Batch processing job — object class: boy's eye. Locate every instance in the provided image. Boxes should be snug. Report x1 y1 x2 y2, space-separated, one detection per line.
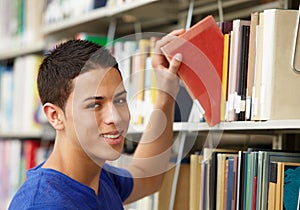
114 98 127 104
87 102 101 109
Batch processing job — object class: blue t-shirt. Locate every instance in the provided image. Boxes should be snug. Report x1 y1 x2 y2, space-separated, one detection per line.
8 162 133 210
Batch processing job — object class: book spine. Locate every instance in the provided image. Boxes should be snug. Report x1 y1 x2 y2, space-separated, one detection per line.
237 25 250 121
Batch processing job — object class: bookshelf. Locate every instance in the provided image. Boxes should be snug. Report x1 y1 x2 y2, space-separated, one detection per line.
129 120 300 134
0 131 42 139
42 0 161 34
0 41 45 61
0 0 299 209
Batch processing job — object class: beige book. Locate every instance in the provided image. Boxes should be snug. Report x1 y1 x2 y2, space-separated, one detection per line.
245 12 259 120
189 154 203 210
259 9 300 120
252 12 264 121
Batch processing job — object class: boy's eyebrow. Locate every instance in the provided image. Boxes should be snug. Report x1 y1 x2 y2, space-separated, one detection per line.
83 90 127 102
83 96 104 102
115 90 127 97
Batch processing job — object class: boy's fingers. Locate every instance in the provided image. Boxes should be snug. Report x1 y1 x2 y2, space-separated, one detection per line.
155 29 185 53
169 53 183 74
168 28 185 36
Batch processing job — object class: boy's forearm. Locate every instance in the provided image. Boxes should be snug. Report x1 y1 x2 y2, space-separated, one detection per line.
129 92 175 178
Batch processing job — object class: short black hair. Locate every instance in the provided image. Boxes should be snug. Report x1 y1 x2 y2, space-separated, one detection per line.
37 39 120 111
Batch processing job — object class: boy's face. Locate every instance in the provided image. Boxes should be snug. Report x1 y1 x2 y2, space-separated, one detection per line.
64 67 130 164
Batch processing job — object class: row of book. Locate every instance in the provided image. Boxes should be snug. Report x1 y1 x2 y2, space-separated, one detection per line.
0 0 44 52
0 139 53 209
113 35 199 126
0 55 44 133
80 8 299 127
161 8 300 126
190 148 300 210
221 9 300 123
112 9 300 127
113 37 159 126
43 0 136 25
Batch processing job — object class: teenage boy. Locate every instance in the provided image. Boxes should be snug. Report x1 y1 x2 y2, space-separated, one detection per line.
9 29 184 209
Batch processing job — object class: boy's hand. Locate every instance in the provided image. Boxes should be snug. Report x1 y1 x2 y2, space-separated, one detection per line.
152 29 185 70
151 29 185 100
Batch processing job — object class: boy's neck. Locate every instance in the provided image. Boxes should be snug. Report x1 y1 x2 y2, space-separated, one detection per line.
42 135 103 195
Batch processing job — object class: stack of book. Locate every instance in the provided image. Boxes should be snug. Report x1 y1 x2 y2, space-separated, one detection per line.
0 55 43 133
190 148 300 210
161 9 300 126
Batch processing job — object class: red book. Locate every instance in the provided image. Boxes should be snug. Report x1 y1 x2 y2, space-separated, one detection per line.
24 140 40 170
161 15 224 126
252 176 257 210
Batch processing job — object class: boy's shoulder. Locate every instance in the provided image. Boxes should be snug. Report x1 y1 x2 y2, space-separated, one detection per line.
8 163 96 209
9 163 133 209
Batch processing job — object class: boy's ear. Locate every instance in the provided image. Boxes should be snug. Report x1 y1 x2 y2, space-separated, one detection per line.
43 103 65 130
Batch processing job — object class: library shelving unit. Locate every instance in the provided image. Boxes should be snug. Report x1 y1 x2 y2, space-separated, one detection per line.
0 0 299 209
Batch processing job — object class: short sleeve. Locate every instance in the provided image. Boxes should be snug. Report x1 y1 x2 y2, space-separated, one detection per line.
101 164 134 202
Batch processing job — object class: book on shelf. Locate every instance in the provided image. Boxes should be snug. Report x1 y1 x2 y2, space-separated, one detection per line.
43 0 108 25
12 55 43 133
251 12 264 121
258 9 300 121
0 0 44 52
94 0 108 8
226 19 250 122
136 39 151 125
236 25 250 121
0 55 43 134
225 156 238 210
189 153 203 210
174 83 193 122
220 33 231 122
218 21 233 122
188 148 300 210
216 152 238 210
200 159 209 210
24 0 44 44
161 15 224 126
255 150 300 210
268 161 300 210
0 64 14 131
243 150 260 210
112 37 164 127
198 148 238 210
235 150 247 210
158 162 190 210
245 12 259 120
219 8 300 123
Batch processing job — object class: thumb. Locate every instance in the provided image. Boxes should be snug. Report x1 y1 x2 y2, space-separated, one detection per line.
169 53 183 74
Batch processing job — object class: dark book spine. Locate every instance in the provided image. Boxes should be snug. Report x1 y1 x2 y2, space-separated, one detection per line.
269 162 278 183
237 25 250 121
